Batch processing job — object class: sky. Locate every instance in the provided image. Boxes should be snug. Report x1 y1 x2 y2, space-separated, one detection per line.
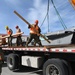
0 0 75 35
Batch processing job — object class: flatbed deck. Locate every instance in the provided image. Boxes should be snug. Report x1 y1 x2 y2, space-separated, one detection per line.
1 44 75 53
1 44 75 48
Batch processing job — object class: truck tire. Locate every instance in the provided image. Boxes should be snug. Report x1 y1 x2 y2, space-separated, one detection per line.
43 59 68 75
7 54 19 71
61 60 72 75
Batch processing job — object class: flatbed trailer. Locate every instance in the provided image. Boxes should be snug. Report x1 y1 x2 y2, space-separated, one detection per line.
1 44 75 75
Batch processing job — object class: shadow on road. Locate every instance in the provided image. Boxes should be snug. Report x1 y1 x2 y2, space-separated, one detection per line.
2 63 75 75
17 66 43 75
2 63 43 75
2 63 7 67
30 70 43 75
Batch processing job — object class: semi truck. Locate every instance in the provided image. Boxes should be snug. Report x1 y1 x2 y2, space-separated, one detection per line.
1 0 75 74
0 11 75 75
1 43 75 75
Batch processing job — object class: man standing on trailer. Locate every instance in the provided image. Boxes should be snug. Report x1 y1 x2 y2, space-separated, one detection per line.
5 26 13 47
15 25 22 46
26 20 42 47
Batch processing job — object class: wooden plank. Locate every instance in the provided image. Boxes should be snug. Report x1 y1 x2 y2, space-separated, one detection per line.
0 32 24 39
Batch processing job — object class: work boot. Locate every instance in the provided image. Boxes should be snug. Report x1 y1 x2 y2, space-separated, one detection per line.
38 42 42 47
33 42 36 46
25 42 28 47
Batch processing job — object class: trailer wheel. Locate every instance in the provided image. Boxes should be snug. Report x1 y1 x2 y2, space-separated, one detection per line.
43 59 68 75
62 60 72 75
7 54 19 71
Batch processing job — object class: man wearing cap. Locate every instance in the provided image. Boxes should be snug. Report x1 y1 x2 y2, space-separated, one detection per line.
26 20 42 47
5 26 13 46
15 25 22 46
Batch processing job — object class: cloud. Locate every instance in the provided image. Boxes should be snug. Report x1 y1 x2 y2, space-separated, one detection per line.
48 0 75 32
0 0 75 35
25 0 57 33
27 0 48 25
4 0 21 6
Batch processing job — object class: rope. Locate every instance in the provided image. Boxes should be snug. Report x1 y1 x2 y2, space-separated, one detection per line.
47 0 50 32
40 0 50 29
51 0 67 30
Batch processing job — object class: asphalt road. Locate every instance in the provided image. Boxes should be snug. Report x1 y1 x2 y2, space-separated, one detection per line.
1 63 43 75
1 62 75 75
